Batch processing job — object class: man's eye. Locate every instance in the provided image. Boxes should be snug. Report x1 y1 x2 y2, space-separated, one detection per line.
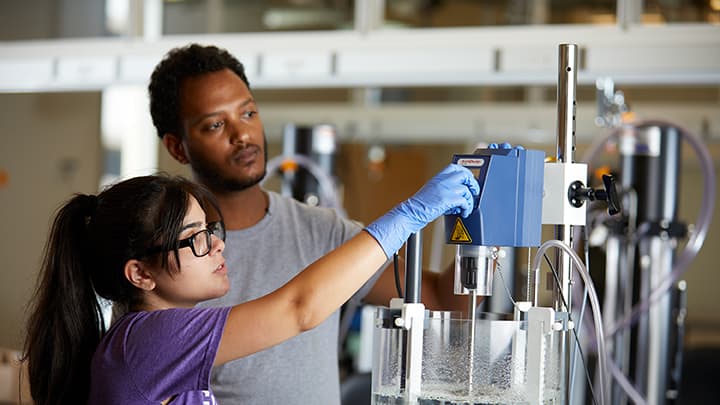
242 111 257 119
208 121 223 130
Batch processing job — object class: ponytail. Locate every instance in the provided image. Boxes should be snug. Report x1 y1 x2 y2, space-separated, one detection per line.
23 194 105 405
21 175 223 404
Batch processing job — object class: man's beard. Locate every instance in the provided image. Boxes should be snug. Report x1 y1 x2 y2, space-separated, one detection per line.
192 139 268 193
199 165 266 193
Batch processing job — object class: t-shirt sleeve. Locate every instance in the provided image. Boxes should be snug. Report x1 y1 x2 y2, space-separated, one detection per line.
122 307 231 401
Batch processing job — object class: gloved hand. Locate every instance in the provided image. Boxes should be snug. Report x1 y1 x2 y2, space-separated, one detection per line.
365 164 480 258
488 142 524 150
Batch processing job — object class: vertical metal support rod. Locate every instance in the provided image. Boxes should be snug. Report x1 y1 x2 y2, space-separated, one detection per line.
355 0 385 35
555 43 578 405
467 289 478 396
405 231 423 303
554 43 578 312
402 231 424 401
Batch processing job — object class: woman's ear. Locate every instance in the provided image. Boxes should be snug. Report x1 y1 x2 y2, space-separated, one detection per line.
162 133 190 165
124 259 157 291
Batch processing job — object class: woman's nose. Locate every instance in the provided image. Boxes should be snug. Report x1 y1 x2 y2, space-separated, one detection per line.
210 234 225 254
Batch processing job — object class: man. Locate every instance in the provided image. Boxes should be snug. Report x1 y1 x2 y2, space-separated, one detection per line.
149 43 469 404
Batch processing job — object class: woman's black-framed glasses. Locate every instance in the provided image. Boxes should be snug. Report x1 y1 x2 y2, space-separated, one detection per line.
145 221 226 258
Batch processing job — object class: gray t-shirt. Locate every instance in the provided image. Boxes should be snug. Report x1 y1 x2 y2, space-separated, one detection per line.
199 191 380 404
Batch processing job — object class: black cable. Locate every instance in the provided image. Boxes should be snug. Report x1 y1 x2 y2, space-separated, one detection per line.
393 253 403 298
543 254 571 313
543 253 600 405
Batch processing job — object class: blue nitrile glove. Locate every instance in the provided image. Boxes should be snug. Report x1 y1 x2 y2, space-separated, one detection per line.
365 164 480 258
488 142 524 150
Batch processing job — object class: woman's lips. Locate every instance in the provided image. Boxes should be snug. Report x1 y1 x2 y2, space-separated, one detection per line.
213 262 227 274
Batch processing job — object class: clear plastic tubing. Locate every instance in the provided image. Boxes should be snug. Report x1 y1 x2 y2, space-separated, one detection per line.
263 153 347 218
608 358 648 405
532 239 608 405
581 119 716 337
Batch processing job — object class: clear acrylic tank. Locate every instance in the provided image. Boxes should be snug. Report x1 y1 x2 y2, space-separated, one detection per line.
372 308 563 404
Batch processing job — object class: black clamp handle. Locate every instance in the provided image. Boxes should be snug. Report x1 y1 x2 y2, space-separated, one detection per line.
568 174 621 215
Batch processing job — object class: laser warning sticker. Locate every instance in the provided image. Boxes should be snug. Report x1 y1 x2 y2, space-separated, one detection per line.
450 218 472 243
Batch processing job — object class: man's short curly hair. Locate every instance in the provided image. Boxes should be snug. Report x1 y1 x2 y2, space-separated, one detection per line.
148 43 251 139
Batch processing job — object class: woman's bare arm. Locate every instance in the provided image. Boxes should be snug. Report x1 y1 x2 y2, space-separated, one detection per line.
214 231 385 365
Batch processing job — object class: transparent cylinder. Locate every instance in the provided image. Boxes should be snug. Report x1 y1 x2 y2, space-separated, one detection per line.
372 309 563 404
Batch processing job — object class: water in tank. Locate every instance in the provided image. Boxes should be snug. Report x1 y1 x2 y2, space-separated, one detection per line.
371 309 563 404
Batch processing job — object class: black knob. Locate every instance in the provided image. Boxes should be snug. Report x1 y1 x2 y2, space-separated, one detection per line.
568 174 622 216
598 174 621 216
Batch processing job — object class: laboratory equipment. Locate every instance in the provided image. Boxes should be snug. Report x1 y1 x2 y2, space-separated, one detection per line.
370 44 616 405
278 123 340 207
444 146 545 298
579 79 716 404
263 123 346 216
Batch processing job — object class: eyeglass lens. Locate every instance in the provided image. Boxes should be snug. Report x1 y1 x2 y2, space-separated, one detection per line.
209 221 226 242
190 222 225 257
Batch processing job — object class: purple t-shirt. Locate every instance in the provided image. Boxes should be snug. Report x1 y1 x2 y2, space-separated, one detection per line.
88 307 231 404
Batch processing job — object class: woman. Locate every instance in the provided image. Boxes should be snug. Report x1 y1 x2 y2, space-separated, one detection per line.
23 164 478 404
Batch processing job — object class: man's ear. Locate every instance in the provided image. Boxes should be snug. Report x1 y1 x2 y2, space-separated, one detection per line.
124 259 157 291
162 133 189 164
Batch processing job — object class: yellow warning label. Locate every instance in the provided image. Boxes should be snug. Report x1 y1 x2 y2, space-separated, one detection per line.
450 218 472 243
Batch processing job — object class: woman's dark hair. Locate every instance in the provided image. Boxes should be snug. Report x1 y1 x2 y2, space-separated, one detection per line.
22 175 222 405
148 43 250 139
